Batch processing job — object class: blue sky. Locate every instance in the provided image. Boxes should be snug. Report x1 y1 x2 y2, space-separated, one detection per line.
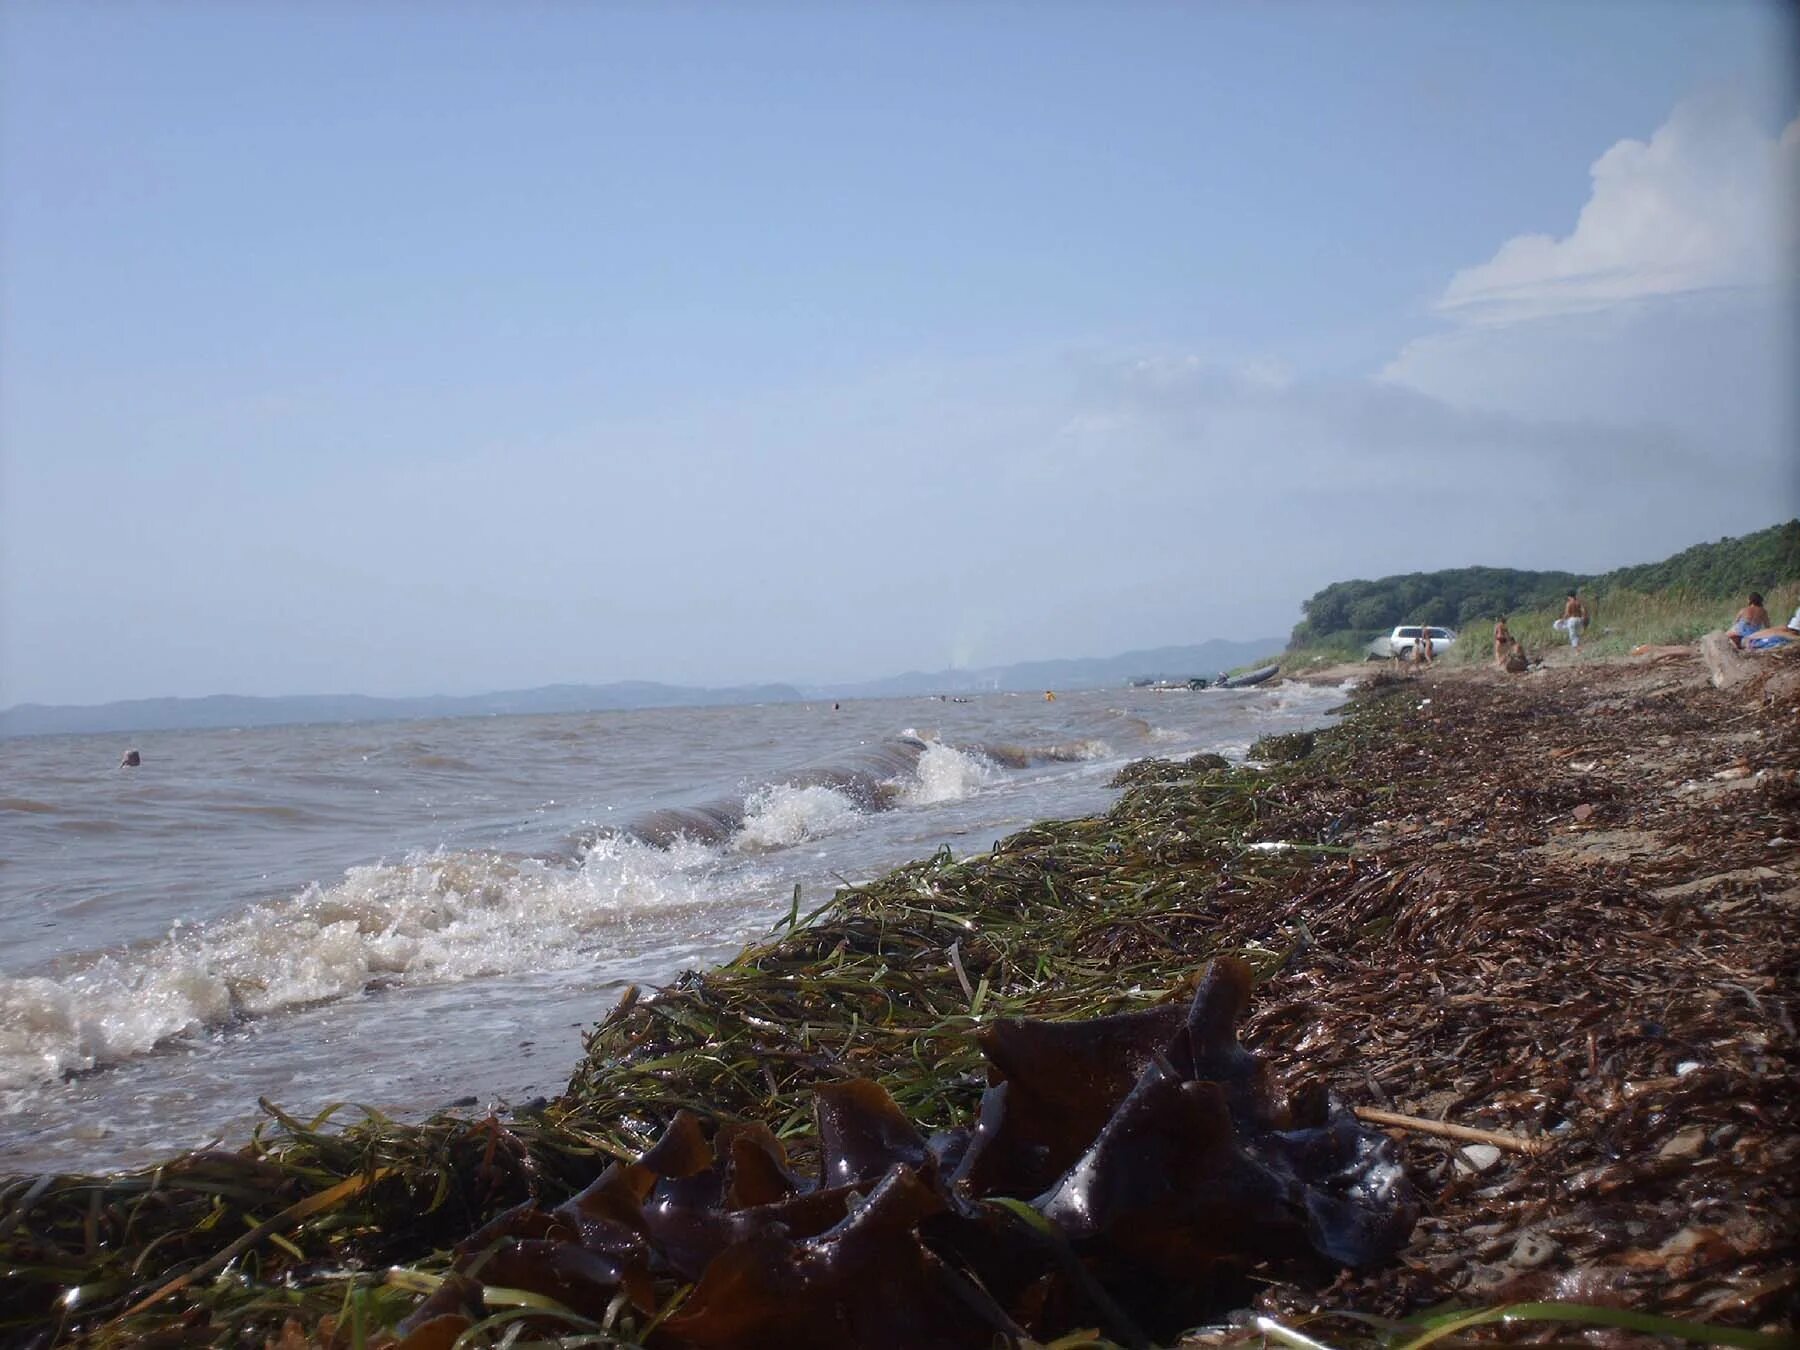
3 3 1796 704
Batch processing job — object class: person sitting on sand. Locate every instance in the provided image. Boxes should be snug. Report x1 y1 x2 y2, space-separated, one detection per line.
1729 593 1770 642
1552 591 1588 649
1504 637 1530 673
1492 617 1512 665
1734 606 1800 652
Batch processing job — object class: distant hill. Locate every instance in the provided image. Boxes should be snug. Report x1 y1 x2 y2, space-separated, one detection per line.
0 681 807 739
1289 520 1800 650
812 638 1284 700
0 637 1287 738
1599 519 1800 597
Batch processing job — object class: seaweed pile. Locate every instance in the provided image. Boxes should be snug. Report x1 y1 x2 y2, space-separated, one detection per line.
393 958 1413 1348
3 659 1795 1349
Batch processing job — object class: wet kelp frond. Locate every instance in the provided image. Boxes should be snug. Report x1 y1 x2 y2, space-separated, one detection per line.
424 961 1414 1350
4 661 1796 1348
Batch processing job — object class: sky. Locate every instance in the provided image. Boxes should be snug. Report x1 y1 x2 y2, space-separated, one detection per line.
2 3 1796 706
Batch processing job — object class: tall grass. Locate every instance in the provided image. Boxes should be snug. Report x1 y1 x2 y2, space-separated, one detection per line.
1449 582 1800 664
1278 632 1381 671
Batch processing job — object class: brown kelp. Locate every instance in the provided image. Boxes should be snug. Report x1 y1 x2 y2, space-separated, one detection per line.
3 659 1796 1348
392 958 1414 1348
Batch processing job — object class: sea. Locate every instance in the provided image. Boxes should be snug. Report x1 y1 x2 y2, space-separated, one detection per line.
0 681 1346 1175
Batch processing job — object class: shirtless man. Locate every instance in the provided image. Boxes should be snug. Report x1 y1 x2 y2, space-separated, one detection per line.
1552 591 1588 649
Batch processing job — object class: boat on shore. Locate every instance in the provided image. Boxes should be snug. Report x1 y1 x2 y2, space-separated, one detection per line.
1216 663 1280 688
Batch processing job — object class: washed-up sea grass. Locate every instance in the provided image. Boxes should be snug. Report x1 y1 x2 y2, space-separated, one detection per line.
3 662 1795 1348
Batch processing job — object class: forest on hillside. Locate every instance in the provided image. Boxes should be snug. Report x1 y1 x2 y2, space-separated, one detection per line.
1288 519 1800 649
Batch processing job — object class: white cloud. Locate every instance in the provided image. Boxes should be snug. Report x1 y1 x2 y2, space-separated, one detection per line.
1432 95 1799 326
1382 93 1799 502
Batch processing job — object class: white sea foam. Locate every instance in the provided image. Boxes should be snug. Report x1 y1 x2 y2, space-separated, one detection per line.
0 836 710 1095
898 741 1000 805
733 784 863 851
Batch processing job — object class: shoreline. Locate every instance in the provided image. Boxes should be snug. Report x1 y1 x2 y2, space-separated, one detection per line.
4 654 1795 1346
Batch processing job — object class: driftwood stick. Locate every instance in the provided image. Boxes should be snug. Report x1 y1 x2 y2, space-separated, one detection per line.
1354 1106 1547 1156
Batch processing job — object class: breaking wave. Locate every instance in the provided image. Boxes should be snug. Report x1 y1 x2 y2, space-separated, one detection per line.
734 784 864 851
0 727 1088 1094
0 836 712 1094
898 741 1001 805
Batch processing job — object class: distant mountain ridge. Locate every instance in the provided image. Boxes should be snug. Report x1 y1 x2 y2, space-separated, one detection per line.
0 637 1285 738
0 681 807 739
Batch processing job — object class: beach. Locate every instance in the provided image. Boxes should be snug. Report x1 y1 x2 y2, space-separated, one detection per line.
4 652 1795 1347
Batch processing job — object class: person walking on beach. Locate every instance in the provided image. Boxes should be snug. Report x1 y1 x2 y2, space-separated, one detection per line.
1553 591 1588 649
1416 625 1434 666
1492 617 1512 666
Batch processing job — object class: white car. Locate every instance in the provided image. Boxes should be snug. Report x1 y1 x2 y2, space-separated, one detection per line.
1365 625 1457 661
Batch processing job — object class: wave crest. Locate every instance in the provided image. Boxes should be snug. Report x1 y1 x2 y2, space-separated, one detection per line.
0 837 707 1094
734 784 863 851
898 742 1000 805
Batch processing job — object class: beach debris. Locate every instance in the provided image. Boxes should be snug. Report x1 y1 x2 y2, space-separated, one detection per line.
1453 1143 1502 1174
7 663 1796 1346
396 959 1415 1347
1351 1107 1544 1157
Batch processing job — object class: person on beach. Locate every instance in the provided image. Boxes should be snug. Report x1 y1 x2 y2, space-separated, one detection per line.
1553 591 1588 648
1728 593 1770 645
1504 637 1531 673
1733 605 1800 651
1415 625 1434 666
1493 617 1512 665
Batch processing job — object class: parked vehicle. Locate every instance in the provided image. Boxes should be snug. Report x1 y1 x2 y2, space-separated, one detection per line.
1364 625 1457 661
